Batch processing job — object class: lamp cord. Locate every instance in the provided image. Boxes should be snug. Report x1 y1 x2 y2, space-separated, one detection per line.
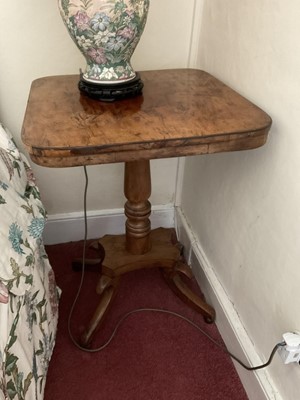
67 166 285 370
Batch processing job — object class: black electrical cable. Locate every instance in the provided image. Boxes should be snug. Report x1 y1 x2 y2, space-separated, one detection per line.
67 165 286 370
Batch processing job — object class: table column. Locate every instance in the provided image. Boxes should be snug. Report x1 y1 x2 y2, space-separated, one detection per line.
124 160 152 255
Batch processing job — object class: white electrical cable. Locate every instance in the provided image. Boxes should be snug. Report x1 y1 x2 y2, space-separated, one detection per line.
67 166 285 370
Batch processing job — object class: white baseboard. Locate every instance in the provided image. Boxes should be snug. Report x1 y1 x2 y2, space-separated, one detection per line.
175 207 282 400
43 204 175 245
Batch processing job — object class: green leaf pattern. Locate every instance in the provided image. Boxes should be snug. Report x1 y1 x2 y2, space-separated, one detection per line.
1 239 59 400
1 126 59 399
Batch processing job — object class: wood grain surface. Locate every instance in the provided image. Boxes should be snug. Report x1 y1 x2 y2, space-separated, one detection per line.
22 69 272 167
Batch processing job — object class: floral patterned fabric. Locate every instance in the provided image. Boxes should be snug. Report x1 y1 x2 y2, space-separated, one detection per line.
0 123 28 196
0 124 59 400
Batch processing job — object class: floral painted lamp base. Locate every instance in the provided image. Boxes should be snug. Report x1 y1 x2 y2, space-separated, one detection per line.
58 0 149 102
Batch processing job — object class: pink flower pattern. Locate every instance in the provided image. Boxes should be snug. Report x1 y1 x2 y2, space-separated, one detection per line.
118 27 134 39
74 10 90 31
87 47 107 64
0 281 9 304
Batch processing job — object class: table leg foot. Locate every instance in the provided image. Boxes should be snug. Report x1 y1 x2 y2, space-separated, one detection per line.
80 276 120 348
162 265 216 323
72 241 105 272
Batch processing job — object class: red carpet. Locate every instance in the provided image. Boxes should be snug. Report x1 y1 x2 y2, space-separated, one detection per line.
44 240 248 400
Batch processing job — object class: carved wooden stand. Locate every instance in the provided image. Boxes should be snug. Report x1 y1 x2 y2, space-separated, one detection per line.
81 160 216 347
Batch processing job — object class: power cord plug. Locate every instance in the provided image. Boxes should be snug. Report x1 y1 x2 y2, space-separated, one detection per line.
278 332 300 364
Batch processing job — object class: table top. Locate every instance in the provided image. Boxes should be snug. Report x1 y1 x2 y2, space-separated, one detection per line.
22 69 272 167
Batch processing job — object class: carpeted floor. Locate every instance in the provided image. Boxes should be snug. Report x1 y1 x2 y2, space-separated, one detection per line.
44 240 249 400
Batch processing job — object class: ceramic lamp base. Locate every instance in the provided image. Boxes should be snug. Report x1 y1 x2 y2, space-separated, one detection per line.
78 73 144 102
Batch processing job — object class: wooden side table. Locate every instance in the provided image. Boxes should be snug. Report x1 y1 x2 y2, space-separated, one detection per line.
22 69 272 346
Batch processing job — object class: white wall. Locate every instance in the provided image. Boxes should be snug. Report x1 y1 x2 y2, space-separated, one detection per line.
181 1 300 399
0 0 195 215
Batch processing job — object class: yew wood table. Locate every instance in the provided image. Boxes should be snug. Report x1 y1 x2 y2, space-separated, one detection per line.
22 69 272 346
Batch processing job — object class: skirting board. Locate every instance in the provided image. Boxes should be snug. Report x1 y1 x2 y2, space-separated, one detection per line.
43 204 175 245
175 207 282 400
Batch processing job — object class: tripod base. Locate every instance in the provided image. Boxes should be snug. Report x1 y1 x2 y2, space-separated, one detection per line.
80 228 216 347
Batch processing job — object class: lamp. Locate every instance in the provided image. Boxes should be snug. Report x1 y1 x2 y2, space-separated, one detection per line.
58 0 150 101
